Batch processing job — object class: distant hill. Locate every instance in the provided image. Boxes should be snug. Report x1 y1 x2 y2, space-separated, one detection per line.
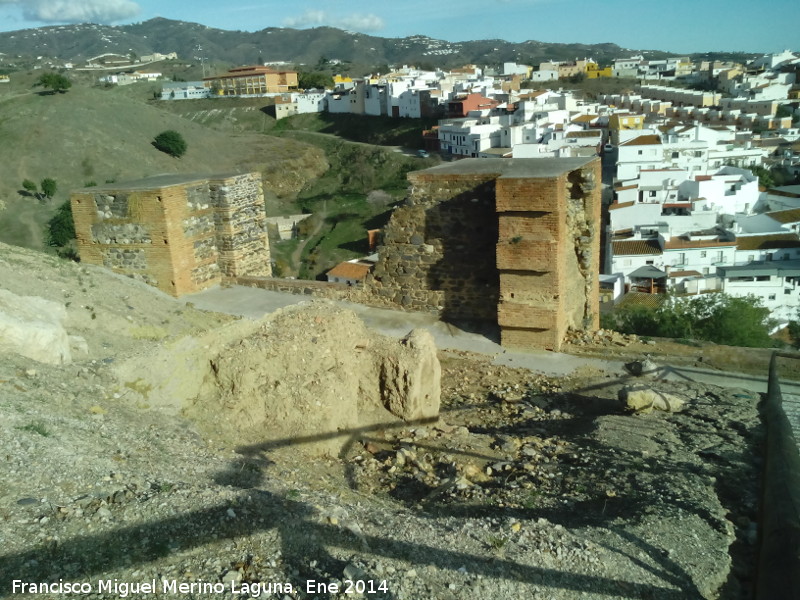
0 80 330 248
0 17 726 72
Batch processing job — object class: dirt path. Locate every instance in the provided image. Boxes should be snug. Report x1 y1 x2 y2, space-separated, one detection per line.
288 205 327 275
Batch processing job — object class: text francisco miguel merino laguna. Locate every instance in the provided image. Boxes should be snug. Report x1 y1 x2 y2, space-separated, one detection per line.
11 578 389 596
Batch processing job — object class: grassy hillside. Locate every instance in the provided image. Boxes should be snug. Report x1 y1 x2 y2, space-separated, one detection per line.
0 79 327 248
271 113 438 148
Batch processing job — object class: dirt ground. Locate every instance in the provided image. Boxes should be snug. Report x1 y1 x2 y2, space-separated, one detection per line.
0 242 768 599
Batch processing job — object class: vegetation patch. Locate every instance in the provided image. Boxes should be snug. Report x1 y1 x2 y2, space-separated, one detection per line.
602 293 776 348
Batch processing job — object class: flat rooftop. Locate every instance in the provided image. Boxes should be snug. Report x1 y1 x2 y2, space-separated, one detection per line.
73 172 249 193
410 157 597 179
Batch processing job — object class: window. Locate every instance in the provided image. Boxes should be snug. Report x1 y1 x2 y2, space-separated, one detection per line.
646 260 654 265
671 151 679 158
768 294 776 301
786 289 792 295
694 151 703 157
638 150 643 155
649 191 657 197
700 251 707 258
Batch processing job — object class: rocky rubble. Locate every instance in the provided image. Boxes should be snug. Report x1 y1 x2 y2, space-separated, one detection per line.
0 242 764 600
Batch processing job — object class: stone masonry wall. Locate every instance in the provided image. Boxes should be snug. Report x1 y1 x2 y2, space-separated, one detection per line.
210 173 272 279
363 158 600 351
496 161 601 350
72 172 271 297
367 173 500 321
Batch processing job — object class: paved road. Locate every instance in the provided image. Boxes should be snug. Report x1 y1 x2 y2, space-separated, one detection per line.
184 284 800 398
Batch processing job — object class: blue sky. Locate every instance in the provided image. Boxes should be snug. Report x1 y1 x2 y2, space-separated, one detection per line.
0 0 797 54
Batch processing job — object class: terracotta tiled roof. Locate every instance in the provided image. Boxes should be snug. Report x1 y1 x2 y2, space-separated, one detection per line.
614 184 638 191
736 233 800 251
668 270 703 278
622 135 662 146
766 208 800 224
617 292 667 310
608 201 635 211
612 239 662 255
327 261 371 280
571 114 597 123
695 175 713 181
565 130 601 138
664 237 736 250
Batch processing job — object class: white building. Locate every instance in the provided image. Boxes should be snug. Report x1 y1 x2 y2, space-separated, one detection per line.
717 260 800 322
160 81 210 100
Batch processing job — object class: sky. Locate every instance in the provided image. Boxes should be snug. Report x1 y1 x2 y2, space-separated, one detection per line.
0 0 798 55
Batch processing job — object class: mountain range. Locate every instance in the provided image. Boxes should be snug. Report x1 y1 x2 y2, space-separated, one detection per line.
0 18 756 72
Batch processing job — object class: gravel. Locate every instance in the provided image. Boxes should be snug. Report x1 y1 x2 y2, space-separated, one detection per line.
0 242 763 599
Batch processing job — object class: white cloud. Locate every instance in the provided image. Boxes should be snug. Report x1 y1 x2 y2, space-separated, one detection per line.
1 0 140 24
283 9 384 32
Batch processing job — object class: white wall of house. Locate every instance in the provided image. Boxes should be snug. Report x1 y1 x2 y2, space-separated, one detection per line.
617 140 664 180
721 274 798 322
662 244 736 275
160 82 209 100
733 243 800 264
529 70 559 82
610 252 664 278
295 92 326 114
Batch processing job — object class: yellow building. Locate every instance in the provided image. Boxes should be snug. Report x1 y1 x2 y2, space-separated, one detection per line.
609 113 645 131
586 62 612 79
333 74 353 85
204 65 298 96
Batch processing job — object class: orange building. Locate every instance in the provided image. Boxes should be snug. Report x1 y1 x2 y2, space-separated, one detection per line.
204 65 298 96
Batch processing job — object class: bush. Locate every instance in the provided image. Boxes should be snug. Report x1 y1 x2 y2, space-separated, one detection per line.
47 200 77 258
34 72 72 93
40 177 57 198
153 130 187 158
607 293 775 348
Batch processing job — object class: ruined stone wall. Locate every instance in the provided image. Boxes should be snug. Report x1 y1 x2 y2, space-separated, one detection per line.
363 158 600 350
495 162 600 351
72 172 271 298
210 173 272 279
367 173 500 321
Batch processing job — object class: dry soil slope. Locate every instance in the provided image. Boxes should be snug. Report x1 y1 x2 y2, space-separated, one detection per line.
0 83 327 210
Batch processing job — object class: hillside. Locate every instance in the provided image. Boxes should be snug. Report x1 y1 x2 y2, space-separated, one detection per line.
0 238 765 599
0 77 328 248
0 17 722 72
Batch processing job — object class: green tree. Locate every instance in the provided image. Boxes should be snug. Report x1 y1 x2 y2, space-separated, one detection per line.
749 165 775 188
34 72 72 93
47 200 79 260
40 177 57 199
298 71 334 90
47 200 76 248
22 178 38 198
152 130 187 158
608 293 775 348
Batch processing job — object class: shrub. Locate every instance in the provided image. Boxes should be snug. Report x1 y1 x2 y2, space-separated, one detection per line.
153 130 187 158
607 293 775 348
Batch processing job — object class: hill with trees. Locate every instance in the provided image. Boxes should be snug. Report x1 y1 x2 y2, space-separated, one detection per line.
0 79 328 249
0 18 747 74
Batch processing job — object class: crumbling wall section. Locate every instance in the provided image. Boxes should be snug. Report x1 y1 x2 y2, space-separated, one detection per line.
495 160 601 351
366 173 499 320
210 173 272 279
72 172 271 297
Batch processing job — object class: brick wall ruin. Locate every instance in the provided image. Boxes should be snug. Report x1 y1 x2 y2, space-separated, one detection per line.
367 158 601 350
71 172 271 297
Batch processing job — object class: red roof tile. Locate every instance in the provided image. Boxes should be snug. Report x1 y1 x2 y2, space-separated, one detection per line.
327 261 371 280
612 239 662 255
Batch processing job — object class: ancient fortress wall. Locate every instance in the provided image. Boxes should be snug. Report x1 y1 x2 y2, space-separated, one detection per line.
366 158 601 350
71 172 270 297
